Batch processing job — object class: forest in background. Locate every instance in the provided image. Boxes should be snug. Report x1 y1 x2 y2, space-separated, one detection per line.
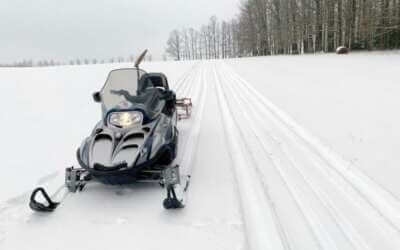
166 0 400 60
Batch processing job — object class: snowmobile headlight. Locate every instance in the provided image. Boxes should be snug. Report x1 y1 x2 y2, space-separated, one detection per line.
108 111 143 128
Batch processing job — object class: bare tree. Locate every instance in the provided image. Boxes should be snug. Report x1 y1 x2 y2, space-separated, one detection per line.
166 1 400 58
166 30 182 60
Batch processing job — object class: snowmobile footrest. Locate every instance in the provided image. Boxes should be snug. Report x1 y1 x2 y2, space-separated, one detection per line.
29 187 59 212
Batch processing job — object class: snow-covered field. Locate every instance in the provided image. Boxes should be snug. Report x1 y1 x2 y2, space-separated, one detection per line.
227 51 400 199
1 52 399 250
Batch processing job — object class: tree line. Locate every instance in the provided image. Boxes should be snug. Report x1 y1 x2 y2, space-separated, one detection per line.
166 0 400 60
0 54 153 68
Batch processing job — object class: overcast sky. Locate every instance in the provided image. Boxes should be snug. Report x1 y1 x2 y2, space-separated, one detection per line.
0 0 239 63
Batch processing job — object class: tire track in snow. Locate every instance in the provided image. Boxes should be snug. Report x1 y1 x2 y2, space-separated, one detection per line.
220 61 400 249
213 62 286 250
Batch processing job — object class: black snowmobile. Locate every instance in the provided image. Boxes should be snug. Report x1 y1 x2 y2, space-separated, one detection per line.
29 50 192 212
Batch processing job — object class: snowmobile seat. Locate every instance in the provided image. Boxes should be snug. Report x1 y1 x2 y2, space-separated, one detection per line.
138 73 169 93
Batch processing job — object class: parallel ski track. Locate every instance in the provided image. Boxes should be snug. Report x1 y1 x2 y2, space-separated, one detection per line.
213 62 286 250
223 63 400 230
168 61 208 205
217 61 400 250
218 62 352 250
172 62 200 94
175 62 204 152
177 64 207 175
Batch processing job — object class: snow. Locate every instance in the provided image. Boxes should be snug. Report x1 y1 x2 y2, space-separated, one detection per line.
1 52 400 250
227 51 400 199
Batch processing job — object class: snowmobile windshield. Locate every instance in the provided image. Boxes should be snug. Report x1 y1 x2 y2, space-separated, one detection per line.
100 68 146 111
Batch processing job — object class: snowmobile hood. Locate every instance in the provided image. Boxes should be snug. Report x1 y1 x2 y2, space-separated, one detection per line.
77 111 176 180
84 122 155 171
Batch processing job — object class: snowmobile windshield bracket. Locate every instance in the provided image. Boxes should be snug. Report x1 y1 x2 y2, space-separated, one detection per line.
29 187 60 212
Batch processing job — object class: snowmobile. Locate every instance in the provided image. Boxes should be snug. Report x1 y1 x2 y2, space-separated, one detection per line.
29 50 192 212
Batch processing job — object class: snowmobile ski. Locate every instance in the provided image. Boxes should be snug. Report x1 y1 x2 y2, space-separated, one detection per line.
29 187 60 212
161 165 191 209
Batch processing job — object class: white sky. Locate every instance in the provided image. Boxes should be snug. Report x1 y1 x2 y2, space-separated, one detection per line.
0 0 239 63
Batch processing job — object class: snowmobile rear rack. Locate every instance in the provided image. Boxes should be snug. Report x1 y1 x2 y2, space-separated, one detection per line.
176 98 192 120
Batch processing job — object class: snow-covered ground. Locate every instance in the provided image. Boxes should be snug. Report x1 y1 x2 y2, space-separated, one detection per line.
227 51 400 198
1 52 400 250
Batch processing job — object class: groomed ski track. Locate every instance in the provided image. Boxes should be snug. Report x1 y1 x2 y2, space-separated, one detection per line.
1 61 400 250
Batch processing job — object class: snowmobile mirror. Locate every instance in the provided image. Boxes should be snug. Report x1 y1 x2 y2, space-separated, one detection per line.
135 49 148 68
92 91 101 103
